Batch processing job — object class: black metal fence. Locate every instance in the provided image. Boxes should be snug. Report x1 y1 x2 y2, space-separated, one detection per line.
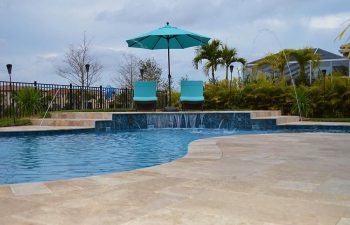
0 81 167 119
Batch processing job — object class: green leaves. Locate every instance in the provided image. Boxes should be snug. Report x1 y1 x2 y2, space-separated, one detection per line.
288 48 320 85
203 75 350 118
291 86 312 118
15 87 42 116
193 40 245 83
193 39 222 82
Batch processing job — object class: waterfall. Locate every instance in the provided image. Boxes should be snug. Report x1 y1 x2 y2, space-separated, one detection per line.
188 114 197 128
145 113 209 129
184 115 189 128
199 114 205 128
175 114 181 128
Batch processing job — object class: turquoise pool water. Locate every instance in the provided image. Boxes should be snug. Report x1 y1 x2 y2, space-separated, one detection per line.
0 129 270 184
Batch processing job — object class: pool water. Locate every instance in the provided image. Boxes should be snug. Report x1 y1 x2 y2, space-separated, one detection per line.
0 129 269 184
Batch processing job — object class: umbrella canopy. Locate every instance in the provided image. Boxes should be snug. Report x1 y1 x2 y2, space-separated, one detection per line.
126 22 210 110
126 23 210 50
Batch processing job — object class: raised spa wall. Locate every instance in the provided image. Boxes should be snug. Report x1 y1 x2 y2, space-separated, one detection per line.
95 112 277 131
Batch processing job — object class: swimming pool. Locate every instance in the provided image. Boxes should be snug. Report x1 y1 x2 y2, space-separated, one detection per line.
0 129 272 184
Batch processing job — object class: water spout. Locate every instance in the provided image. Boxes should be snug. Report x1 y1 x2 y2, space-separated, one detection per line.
218 119 225 129
250 28 302 121
40 88 60 126
134 121 141 129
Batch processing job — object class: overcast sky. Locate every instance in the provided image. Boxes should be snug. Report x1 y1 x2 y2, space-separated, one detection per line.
0 0 349 88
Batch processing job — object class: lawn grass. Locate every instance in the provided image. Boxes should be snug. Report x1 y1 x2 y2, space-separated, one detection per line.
0 118 32 127
304 118 350 123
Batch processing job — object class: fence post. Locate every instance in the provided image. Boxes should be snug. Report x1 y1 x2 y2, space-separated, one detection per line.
69 83 73 110
124 88 127 108
99 85 103 109
34 81 37 90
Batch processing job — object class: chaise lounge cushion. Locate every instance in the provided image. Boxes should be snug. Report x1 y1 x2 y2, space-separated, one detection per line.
180 80 204 102
180 96 204 101
133 80 157 102
134 96 158 101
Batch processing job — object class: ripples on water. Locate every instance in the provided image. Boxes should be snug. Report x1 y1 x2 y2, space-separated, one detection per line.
0 129 267 184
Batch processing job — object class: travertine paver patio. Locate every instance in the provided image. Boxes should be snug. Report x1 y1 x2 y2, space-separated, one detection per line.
0 133 350 225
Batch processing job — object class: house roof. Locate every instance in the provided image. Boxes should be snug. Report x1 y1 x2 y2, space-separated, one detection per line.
247 48 348 65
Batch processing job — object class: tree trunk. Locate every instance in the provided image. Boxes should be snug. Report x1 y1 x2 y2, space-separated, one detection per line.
225 66 229 81
299 64 307 85
211 66 215 83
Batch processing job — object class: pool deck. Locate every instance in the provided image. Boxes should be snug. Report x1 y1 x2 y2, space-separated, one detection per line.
1 132 350 225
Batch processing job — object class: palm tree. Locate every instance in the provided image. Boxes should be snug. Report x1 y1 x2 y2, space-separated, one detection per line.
336 20 350 59
336 20 350 41
289 48 320 85
193 39 222 83
256 51 289 79
220 45 246 81
339 43 350 59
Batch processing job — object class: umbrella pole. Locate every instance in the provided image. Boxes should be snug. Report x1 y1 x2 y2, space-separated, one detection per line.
164 38 176 111
167 40 171 107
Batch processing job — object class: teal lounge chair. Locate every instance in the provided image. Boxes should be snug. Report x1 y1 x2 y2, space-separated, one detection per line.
180 80 204 110
133 80 157 111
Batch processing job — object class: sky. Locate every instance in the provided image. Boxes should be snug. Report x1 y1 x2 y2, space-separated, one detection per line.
0 0 349 89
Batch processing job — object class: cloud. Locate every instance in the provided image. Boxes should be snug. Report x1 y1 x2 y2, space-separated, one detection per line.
253 18 288 30
306 13 350 29
0 0 349 86
37 53 59 61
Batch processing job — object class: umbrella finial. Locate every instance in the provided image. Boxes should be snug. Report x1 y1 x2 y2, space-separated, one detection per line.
166 22 169 26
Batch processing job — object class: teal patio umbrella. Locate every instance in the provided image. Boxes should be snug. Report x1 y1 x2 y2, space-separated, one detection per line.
126 22 210 110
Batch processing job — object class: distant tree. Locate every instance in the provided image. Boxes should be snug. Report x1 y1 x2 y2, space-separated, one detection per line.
57 34 103 87
139 58 167 90
220 44 246 81
193 39 222 83
114 53 140 89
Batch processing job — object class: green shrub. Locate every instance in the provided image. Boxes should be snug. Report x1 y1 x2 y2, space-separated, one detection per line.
15 87 42 116
202 73 350 118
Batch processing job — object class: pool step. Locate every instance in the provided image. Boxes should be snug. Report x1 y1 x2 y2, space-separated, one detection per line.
250 110 281 118
30 119 105 127
275 116 301 125
253 116 300 124
50 112 113 120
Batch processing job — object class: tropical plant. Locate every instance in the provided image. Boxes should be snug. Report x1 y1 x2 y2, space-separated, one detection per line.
339 43 350 59
336 20 350 42
220 45 246 81
15 87 42 116
256 51 289 79
193 39 222 83
336 20 350 59
288 48 320 85
291 86 312 118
